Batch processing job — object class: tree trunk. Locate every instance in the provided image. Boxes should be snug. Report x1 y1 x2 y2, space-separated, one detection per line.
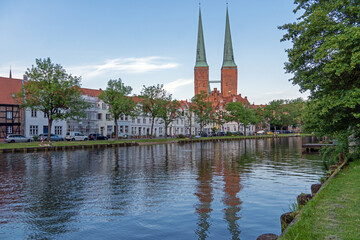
47 117 53 142
150 117 154 139
114 117 119 140
164 123 168 138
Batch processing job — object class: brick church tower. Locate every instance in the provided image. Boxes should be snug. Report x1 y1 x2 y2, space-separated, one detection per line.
194 7 209 96
221 7 237 97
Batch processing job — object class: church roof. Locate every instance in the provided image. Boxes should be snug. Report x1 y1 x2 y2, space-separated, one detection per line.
222 7 236 67
195 7 208 67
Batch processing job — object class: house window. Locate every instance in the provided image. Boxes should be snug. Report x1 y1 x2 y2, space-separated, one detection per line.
125 126 128 133
55 126 62 135
97 113 102 120
107 125 112 134
30 125 38 135
31 110 37 117
102 103 107 110
125 115 128 121
137 118 140 124
44 112 48 118
120 125 123 133
6 111 12 119
143 118 146 124
159 127 162 134
6 126 13 134
132 118 135 123
106 114 111 121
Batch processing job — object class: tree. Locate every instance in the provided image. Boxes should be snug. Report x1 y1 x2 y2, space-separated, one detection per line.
225 102 256 136
213 110 226 133
99 79 136 140
184 103 195 136
139 84 171 138
158 99 181 138
279 0 360 150
191 92 213 135
17 58 89 141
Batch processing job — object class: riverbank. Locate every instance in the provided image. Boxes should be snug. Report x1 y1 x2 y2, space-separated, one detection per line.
0 134 310 153
280 157 360 239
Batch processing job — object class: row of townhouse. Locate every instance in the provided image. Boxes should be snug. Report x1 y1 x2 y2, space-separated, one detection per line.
0 76 255 141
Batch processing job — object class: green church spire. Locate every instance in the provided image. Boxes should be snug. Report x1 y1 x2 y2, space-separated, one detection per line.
222 7 236 67
195 7 208 67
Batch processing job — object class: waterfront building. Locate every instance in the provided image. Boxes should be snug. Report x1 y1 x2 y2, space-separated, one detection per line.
0 76 25 140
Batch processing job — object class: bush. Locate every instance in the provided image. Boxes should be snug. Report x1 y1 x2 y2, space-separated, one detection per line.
33 135 38 141
226 132 232 136
178 134 185 139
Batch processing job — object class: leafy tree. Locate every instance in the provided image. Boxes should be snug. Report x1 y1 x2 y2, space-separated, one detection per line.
263 100 285 132
139 84 171 138
191 91 213 135
225 102 256 136
17 58 89 141
279 0 360 150
184 103 195 136
213 110 226 133
99 78 136 140
158 99 181 138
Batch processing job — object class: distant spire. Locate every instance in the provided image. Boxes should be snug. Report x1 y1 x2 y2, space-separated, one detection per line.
9 66 12 78
195 6 208 67
222 7 236 67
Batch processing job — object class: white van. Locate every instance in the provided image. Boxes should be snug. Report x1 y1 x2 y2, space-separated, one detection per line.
65 132 88 141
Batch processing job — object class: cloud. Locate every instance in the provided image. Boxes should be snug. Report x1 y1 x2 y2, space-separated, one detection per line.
68 56 179 79
164 78 193 93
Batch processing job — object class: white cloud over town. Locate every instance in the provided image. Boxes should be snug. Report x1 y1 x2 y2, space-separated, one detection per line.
68 57 180 79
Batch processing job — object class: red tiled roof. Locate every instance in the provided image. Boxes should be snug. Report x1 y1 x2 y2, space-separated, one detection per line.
0 77 23 105
80 88 103 97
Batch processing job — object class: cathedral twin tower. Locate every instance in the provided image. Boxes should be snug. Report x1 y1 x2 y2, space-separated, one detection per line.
194 6 238 99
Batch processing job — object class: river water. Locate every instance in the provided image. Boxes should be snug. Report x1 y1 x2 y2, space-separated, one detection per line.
0 137 324 240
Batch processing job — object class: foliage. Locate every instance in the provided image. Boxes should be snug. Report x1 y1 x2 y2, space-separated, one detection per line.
263 98 305 131
225 102 256 135
17 58 90 141
139 84 171 138
99 78 136 140
191 91 213 134
279 0 360 148
158 99 181 138
177 134 185 139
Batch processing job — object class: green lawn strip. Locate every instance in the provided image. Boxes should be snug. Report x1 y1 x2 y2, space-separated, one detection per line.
281 158 360 240
0 134 311 149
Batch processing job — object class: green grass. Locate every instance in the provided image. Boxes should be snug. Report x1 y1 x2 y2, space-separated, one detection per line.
280 158 360 240
0 133 312 149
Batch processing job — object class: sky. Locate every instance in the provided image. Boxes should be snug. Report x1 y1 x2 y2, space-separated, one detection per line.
0 0 308 105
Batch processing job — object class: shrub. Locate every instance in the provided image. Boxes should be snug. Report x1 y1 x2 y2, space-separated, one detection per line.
226 132 232 136
178 134 185 139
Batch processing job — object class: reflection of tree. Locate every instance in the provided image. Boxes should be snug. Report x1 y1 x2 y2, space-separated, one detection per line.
24 152 83 239
195 143 213 240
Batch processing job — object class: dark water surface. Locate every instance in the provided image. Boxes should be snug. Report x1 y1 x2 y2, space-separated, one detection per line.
0 137 324 240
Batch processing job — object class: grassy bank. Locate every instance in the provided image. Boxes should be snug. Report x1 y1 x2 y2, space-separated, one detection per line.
0 134 311 150
280 157 360 239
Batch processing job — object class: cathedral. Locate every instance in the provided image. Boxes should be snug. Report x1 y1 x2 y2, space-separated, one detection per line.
194 6 249 110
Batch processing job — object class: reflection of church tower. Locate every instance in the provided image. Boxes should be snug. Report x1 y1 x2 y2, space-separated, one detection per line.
194 7 209 96
221 7 237 97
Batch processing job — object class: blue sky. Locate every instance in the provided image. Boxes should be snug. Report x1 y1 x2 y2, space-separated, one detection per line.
0 0 307 104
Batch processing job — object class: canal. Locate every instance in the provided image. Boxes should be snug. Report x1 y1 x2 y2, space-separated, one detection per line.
0 137 324 239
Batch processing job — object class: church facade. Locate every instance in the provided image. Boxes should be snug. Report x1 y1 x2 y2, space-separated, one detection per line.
194 7 250 110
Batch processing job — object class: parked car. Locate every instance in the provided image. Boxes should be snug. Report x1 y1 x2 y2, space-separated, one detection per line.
65 132 88 141
5 134 32 143
88 134 108 140
38 133 64 141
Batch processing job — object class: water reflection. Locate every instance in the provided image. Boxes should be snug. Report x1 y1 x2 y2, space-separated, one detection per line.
0 137 324 240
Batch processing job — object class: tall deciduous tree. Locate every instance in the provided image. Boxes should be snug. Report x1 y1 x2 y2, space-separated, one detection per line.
17 58 89 141
225 102 256 136
139 84 171 138
158 100 181 138
99 79 136 140
191 92 213 135
279 0 360 149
